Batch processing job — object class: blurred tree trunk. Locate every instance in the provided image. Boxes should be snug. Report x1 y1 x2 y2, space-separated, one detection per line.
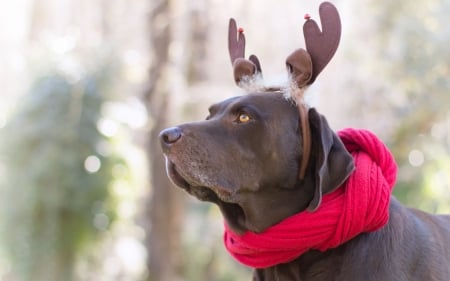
185 3 209 84
144 0 212 280
144 0 184 280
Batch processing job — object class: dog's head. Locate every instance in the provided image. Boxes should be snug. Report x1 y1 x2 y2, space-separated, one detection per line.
159 2 354 234
160 92 354 234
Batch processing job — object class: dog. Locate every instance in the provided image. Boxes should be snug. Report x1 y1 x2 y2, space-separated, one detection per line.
159 2 450 280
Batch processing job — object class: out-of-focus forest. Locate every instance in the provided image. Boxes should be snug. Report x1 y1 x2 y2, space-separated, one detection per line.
0 0 448 280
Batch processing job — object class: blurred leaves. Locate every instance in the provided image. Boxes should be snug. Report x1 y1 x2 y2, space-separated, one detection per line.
365 0 450 211
0 64 128 280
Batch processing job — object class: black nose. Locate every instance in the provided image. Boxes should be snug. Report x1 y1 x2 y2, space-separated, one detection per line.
159 127 182 145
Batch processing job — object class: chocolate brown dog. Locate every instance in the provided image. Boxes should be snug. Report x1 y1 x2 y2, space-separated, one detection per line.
159 2 450 280
160 91 450 280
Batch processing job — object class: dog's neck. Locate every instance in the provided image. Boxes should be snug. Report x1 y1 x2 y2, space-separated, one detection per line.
222 174 316 234
223 129 397 268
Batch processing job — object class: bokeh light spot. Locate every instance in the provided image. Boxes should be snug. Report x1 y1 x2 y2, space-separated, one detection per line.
84 155 101 173
408 149 424 167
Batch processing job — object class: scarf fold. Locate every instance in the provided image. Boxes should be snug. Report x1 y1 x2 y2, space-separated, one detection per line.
223 128 397 268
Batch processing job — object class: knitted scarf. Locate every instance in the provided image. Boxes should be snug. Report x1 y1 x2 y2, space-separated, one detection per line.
223 128 397 268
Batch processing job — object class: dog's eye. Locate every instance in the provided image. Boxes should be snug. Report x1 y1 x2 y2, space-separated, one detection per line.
238 113 251 123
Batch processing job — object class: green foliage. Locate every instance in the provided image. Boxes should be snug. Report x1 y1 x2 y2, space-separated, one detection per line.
366 0 450 211
0 69 126 280
181 203 252 281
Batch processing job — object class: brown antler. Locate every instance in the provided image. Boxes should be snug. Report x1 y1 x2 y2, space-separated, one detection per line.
228 18 262 85
304 1 341 84
286 1 341 88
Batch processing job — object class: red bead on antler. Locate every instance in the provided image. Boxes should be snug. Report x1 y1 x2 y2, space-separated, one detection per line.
304 13 311 20
238 27 244 33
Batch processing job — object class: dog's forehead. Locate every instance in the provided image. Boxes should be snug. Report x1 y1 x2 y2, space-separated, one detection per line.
208 92 291 113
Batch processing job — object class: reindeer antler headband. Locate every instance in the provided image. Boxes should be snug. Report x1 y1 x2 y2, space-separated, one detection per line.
228 1 341 180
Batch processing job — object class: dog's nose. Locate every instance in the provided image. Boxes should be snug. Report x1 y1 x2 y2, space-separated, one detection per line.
159 127 182 145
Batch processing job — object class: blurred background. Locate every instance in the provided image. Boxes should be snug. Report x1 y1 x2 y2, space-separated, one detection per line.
0 0 448 280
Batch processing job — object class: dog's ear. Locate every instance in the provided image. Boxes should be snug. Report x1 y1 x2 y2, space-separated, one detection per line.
306 108 354 211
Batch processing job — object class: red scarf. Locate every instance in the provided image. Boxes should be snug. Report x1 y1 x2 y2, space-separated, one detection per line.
223 128 397 268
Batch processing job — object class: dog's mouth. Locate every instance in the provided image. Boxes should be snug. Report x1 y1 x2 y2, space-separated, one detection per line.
164 157 247 233
164 157 234 202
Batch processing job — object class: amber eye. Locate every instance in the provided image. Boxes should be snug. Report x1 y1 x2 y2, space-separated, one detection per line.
238 113 251 123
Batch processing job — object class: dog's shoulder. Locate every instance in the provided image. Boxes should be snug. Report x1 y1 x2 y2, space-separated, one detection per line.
339 198 450 280
254 199 450 281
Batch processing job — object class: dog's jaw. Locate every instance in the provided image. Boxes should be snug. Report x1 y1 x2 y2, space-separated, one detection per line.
164 156 252 234
164 157 294 234
164 157 234 202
